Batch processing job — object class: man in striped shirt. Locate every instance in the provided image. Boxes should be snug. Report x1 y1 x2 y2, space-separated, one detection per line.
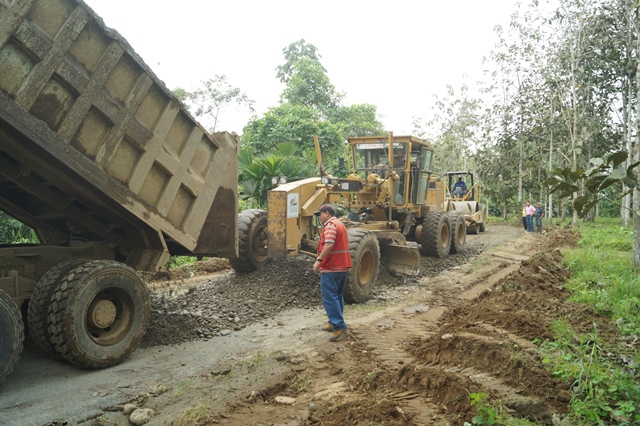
312 204 352 342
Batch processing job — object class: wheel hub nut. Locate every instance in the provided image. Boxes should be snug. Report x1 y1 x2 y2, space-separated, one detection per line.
88 299 117 328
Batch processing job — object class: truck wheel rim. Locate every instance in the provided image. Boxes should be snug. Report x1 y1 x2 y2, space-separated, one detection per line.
85 288 133 346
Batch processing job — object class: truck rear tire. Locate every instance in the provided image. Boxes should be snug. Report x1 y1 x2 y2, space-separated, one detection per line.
448 211 467 254
420 211 451 258
47 260 149 369
28 258 88 356
345 229 380 303
229 209 268 273
0 289 24 385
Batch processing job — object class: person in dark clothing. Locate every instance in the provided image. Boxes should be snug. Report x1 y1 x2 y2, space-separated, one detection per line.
534 202 545 233
452 177 467 198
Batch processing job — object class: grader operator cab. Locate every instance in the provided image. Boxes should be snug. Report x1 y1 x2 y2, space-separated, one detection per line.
445 171 487 234
229 134 467 303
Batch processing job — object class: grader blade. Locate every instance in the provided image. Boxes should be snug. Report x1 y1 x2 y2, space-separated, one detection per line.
380 244 421 275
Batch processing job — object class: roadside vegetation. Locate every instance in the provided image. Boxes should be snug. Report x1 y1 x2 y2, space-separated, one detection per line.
469 219 640 426
545 219 640 425
0 212 37 244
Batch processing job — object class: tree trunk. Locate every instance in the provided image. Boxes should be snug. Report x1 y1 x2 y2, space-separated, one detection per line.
634 6 640 272
549 105 553 224
623 77 632 227
518 136 523 203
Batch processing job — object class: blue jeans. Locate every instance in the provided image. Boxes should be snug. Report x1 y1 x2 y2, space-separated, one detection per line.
535 216 542 232
526 215 533 232
320 272 348 331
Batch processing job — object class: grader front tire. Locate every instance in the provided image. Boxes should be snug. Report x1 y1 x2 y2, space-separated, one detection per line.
229 209 269 273
345 229 380 303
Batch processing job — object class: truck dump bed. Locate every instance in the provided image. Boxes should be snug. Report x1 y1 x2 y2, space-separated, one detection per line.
0 0 238 271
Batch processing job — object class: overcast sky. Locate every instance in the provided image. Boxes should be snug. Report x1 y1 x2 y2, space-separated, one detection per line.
84 1 516 135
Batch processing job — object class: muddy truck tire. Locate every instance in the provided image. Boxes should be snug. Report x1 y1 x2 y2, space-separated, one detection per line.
0 289 24 385
448 211 467 254
28 259 88 357
47 260 149 369
345 229 380 303
229 209 269 273
479 203 487 232
420 211 451 258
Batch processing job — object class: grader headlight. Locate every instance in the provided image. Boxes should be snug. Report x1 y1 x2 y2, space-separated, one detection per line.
271 176 288 185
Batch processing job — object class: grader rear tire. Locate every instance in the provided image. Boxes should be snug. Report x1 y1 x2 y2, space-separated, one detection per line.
0 289 24 385
344 229 380 303
420 211 451 258
28 258 88 356
47 260 149 369
448 211 467 254
229 209 269 273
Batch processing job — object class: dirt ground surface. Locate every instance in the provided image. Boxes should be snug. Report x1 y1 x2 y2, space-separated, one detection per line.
1 222 607 426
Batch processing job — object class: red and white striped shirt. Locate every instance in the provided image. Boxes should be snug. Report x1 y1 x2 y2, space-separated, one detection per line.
318 218 352 272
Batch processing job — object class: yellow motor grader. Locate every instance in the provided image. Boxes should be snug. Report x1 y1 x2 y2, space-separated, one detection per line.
444 171 487 234
229 133 467 303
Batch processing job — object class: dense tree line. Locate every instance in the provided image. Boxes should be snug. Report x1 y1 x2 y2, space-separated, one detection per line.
408 0 640 272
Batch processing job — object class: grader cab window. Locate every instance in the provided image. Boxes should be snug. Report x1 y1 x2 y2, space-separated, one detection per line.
353 142 408 172
408 147 434 204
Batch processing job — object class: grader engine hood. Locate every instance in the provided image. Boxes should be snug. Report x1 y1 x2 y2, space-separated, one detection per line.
267 177 325 258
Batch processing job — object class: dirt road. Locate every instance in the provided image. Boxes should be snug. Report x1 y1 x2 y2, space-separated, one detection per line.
1 223 588 425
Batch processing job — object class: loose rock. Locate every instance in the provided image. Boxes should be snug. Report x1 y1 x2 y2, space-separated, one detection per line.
274 396 296 405
129 408 155 425
142 240 486 348
123 403 137 415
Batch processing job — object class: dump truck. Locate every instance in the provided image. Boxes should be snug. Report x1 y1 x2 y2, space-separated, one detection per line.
445 171 487 234
0 0 239 384
229 134 467 303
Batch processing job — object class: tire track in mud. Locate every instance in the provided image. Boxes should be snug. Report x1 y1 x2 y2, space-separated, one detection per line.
346 246 562 425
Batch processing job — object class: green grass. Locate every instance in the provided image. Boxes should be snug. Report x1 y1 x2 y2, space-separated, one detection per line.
563 221 640 336
165 255 198 269
538 219 640 425
173 379 192 397
465 219 640 425
173 403 213 426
